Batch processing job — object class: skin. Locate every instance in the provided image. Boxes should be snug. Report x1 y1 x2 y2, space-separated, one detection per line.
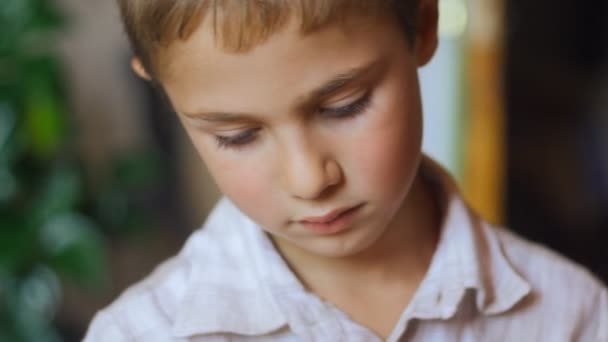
133 1 439 338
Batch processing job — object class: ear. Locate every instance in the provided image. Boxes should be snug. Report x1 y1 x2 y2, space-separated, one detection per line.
131 57 152 81
414 0 439 67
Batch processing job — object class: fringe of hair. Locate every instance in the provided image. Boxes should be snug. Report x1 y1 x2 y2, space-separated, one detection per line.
117 0 416 79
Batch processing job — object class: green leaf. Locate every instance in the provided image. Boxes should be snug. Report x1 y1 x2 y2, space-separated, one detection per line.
0 167 18 202
16 266 61 320
0 265 16 310
29 0 66 31
0 215 37 274
30 163 82 224
0 102 24 168
23 74 67 159
39 213 108 289
0 103 20 202
0 102 16 152
0 266 62 342
0 0 31 51
0 0 66 55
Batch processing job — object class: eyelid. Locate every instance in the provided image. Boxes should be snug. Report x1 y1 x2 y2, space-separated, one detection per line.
320 90 372 117
216 127 260 139
322 88 368 108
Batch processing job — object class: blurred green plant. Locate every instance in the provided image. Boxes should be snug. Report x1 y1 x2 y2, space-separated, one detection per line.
0 0 163 340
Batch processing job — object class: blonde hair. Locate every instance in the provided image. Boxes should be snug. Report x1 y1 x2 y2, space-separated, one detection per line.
117 0 419 79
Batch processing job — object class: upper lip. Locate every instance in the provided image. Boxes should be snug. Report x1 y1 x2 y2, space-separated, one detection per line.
299 204 360 224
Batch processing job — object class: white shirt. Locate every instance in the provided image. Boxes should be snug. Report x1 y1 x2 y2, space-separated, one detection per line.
84 157 608 341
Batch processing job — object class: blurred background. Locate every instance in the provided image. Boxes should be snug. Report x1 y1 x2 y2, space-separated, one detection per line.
0 0 606 340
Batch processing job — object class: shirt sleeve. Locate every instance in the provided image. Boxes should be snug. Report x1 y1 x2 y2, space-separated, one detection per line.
83 310 131 342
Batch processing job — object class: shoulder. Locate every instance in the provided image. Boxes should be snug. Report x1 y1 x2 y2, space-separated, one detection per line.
85 198 250 341
488 224 608 340
492 225 604 293
84 254 192 341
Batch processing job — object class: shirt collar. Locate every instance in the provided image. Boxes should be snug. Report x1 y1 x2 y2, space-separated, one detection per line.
405 157 531 320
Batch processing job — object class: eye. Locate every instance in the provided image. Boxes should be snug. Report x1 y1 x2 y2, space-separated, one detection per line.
214 128 260 149
320 91 372 119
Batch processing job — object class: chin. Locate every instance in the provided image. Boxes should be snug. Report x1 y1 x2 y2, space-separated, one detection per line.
307 230 385 258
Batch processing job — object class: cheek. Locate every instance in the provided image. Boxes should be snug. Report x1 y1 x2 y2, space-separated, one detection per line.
214 166 263 210
354 123 421 197
347 88 422 200
189 133 279 226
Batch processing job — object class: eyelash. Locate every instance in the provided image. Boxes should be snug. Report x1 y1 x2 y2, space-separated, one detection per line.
321 91 372 119
215 128 260 149
214 92 372 150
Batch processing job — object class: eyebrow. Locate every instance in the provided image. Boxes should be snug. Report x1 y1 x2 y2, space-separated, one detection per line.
181 58 383 123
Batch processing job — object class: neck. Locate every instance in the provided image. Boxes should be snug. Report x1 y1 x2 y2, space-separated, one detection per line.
274 172 440 294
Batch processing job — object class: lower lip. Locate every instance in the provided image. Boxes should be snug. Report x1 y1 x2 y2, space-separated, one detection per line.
300 204 363 235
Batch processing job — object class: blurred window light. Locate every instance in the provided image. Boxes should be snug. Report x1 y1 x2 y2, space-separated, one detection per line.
438 0 469 38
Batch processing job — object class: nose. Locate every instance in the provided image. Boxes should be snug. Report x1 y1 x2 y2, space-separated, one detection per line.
281 136 342 200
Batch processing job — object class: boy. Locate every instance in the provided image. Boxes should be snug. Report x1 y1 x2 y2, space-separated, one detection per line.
86 0 608 341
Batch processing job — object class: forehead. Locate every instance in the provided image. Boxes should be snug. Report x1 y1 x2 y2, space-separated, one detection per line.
159 14 407 115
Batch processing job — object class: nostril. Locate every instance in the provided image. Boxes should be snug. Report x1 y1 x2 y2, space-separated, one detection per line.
317 182 340 200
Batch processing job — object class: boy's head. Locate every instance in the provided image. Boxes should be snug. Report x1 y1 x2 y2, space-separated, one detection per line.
118 0 439 258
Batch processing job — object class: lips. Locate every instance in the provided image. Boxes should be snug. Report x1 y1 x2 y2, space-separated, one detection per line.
299 204 363 224
297 204 364 235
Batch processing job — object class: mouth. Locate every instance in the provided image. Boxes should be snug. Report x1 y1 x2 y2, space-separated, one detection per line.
298 203 364 234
